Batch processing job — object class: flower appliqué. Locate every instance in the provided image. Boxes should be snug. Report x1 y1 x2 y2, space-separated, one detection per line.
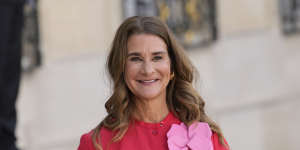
167 122 213 150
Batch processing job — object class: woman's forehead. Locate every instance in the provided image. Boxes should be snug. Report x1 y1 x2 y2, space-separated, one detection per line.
127 34 167 54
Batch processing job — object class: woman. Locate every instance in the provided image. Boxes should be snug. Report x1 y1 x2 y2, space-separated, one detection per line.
78 16 229 150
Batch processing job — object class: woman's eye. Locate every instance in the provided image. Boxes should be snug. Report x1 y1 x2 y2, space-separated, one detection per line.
130 57 142 61
153 56 162 61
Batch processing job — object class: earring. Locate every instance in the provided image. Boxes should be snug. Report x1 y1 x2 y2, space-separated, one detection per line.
170 72 175 79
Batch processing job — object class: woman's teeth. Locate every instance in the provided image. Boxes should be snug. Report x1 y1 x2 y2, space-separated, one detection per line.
139 79 157 83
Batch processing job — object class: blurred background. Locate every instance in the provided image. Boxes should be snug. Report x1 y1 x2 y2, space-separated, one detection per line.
15 0 300 149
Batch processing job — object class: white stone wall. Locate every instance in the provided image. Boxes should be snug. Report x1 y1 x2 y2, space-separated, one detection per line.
38 0 122 62
16 0 300 149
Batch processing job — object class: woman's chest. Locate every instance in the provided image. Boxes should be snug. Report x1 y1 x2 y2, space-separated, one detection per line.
102 123 173 150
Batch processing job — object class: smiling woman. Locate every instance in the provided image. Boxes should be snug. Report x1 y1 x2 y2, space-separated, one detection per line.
125 34 171 107
78 16 229 150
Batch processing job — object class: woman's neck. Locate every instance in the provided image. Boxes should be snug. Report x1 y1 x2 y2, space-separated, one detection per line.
134 97 169 123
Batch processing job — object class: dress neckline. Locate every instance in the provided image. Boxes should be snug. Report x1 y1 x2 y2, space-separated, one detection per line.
134 112 179 129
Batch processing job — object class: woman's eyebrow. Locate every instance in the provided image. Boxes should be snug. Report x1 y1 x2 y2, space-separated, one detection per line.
152 51 167 55
127 52 141 57
127 51 167 56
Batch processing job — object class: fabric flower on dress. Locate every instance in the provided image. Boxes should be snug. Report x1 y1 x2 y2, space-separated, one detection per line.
167 122 213 150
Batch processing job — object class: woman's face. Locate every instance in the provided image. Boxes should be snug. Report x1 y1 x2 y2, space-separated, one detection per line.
125 34 172 102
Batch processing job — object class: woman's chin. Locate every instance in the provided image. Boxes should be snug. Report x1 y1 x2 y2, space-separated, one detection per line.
136 92 163 101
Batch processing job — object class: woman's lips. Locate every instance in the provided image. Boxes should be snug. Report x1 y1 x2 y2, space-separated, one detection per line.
137 79 159 84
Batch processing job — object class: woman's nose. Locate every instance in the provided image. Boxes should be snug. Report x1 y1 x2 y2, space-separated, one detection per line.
141 61 154 75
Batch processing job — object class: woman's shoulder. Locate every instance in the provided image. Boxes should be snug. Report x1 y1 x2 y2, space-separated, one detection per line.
211 132 230 150
78 127 115 150
78 130 95 150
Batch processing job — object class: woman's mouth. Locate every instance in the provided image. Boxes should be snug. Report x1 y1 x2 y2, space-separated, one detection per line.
137 79 159 84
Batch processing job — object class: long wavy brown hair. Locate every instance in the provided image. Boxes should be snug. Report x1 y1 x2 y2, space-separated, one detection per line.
92 16 227 150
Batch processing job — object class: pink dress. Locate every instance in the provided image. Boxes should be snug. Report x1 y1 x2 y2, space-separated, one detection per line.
78 112 229 150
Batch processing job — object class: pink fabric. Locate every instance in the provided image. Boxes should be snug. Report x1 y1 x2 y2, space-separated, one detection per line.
78 112 228 150
99 112 182 150
167 122 213 150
